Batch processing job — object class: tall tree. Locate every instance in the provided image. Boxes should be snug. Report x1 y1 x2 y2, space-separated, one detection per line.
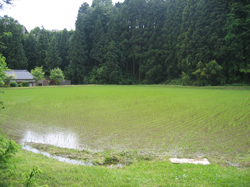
177 0 197 74
45 37 62 72
142 0 166 83
58 28 69 71
0 16 28 69
102 14 124 83
67 3 89 84
24 34 37 71
224 0 250 83
90 14 106 66
36 28 49 70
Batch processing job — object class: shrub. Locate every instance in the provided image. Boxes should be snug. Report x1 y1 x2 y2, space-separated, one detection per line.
18 84 22 87
192 60 223 86
0 132 20 185
9 82 18 87
127 79 133 85
83 77 89 84
21 82 29 87
89 76 96 84
181 72 191 85
166 79 182 85
140 80 148 85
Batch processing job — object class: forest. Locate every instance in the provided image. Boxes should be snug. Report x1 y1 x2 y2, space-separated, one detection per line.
0 0 249 85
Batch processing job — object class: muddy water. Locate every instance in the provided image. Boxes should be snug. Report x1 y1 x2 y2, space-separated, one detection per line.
19 128 96 166
21 130 80 149
22 144 93 166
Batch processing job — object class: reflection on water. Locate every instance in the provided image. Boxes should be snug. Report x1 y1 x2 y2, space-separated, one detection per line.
22 145 93 166
21 129 81 149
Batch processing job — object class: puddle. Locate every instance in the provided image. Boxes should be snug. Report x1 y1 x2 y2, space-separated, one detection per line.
21 130 81 149
22 144 93 166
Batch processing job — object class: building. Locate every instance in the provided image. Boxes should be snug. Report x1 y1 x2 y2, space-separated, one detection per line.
5 69 36 87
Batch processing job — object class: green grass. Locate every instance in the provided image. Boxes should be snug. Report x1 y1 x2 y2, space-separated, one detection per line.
1 85 250 165
7 149 250 186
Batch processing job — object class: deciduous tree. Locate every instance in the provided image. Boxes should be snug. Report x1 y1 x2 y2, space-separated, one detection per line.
49 67 65 85
31 66 45 86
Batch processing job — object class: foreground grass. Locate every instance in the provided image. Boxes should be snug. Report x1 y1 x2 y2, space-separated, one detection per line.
8 149 250 187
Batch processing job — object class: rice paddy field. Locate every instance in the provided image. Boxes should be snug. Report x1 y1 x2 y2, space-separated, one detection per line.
1 85 250 166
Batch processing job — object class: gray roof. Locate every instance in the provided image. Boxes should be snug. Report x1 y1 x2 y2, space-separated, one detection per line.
5 69 34 80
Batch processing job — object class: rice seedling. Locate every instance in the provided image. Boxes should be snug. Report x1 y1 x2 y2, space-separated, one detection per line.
0 85 249 166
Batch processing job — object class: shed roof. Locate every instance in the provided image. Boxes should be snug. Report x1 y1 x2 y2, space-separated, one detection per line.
5 69 34 80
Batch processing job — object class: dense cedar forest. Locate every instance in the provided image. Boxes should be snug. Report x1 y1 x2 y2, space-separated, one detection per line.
0 0 249 85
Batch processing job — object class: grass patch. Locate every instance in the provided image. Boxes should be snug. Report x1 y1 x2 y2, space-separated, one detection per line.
25 142 171 166
7 149 250 186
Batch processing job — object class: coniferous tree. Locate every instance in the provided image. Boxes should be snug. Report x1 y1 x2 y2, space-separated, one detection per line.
58 29 69 71
24 34 37 71
161 0 185 80
45 37 62 72
61 0 250 85
224 0 250 83
119 3 133 74
90 15 106 66
177 0 197 74
127 0 147 80
36 28 49 70
67 3 89 84
143 0 165 83
102 14 124 83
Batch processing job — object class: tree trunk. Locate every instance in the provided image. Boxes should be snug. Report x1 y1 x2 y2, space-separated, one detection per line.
126 59 128 72
133 55 135 76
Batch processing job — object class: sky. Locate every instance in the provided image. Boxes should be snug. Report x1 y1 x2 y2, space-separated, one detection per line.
0 0 124 32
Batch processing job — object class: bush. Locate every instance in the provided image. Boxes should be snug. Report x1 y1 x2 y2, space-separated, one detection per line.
165 79 182 85
21 81 29 87
9 82 18 87
140 80 148 85
83 77 89 84
0 133 20 185
181 72 191 86
18 84 22 87
128 79 133 85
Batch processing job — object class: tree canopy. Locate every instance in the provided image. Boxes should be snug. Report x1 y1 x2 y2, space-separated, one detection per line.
0 0 14 10
1 0 250 85
49 67 65 85
31 66 45 85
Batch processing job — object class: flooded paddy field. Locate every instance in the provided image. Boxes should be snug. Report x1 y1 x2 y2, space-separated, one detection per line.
1 85 250 166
